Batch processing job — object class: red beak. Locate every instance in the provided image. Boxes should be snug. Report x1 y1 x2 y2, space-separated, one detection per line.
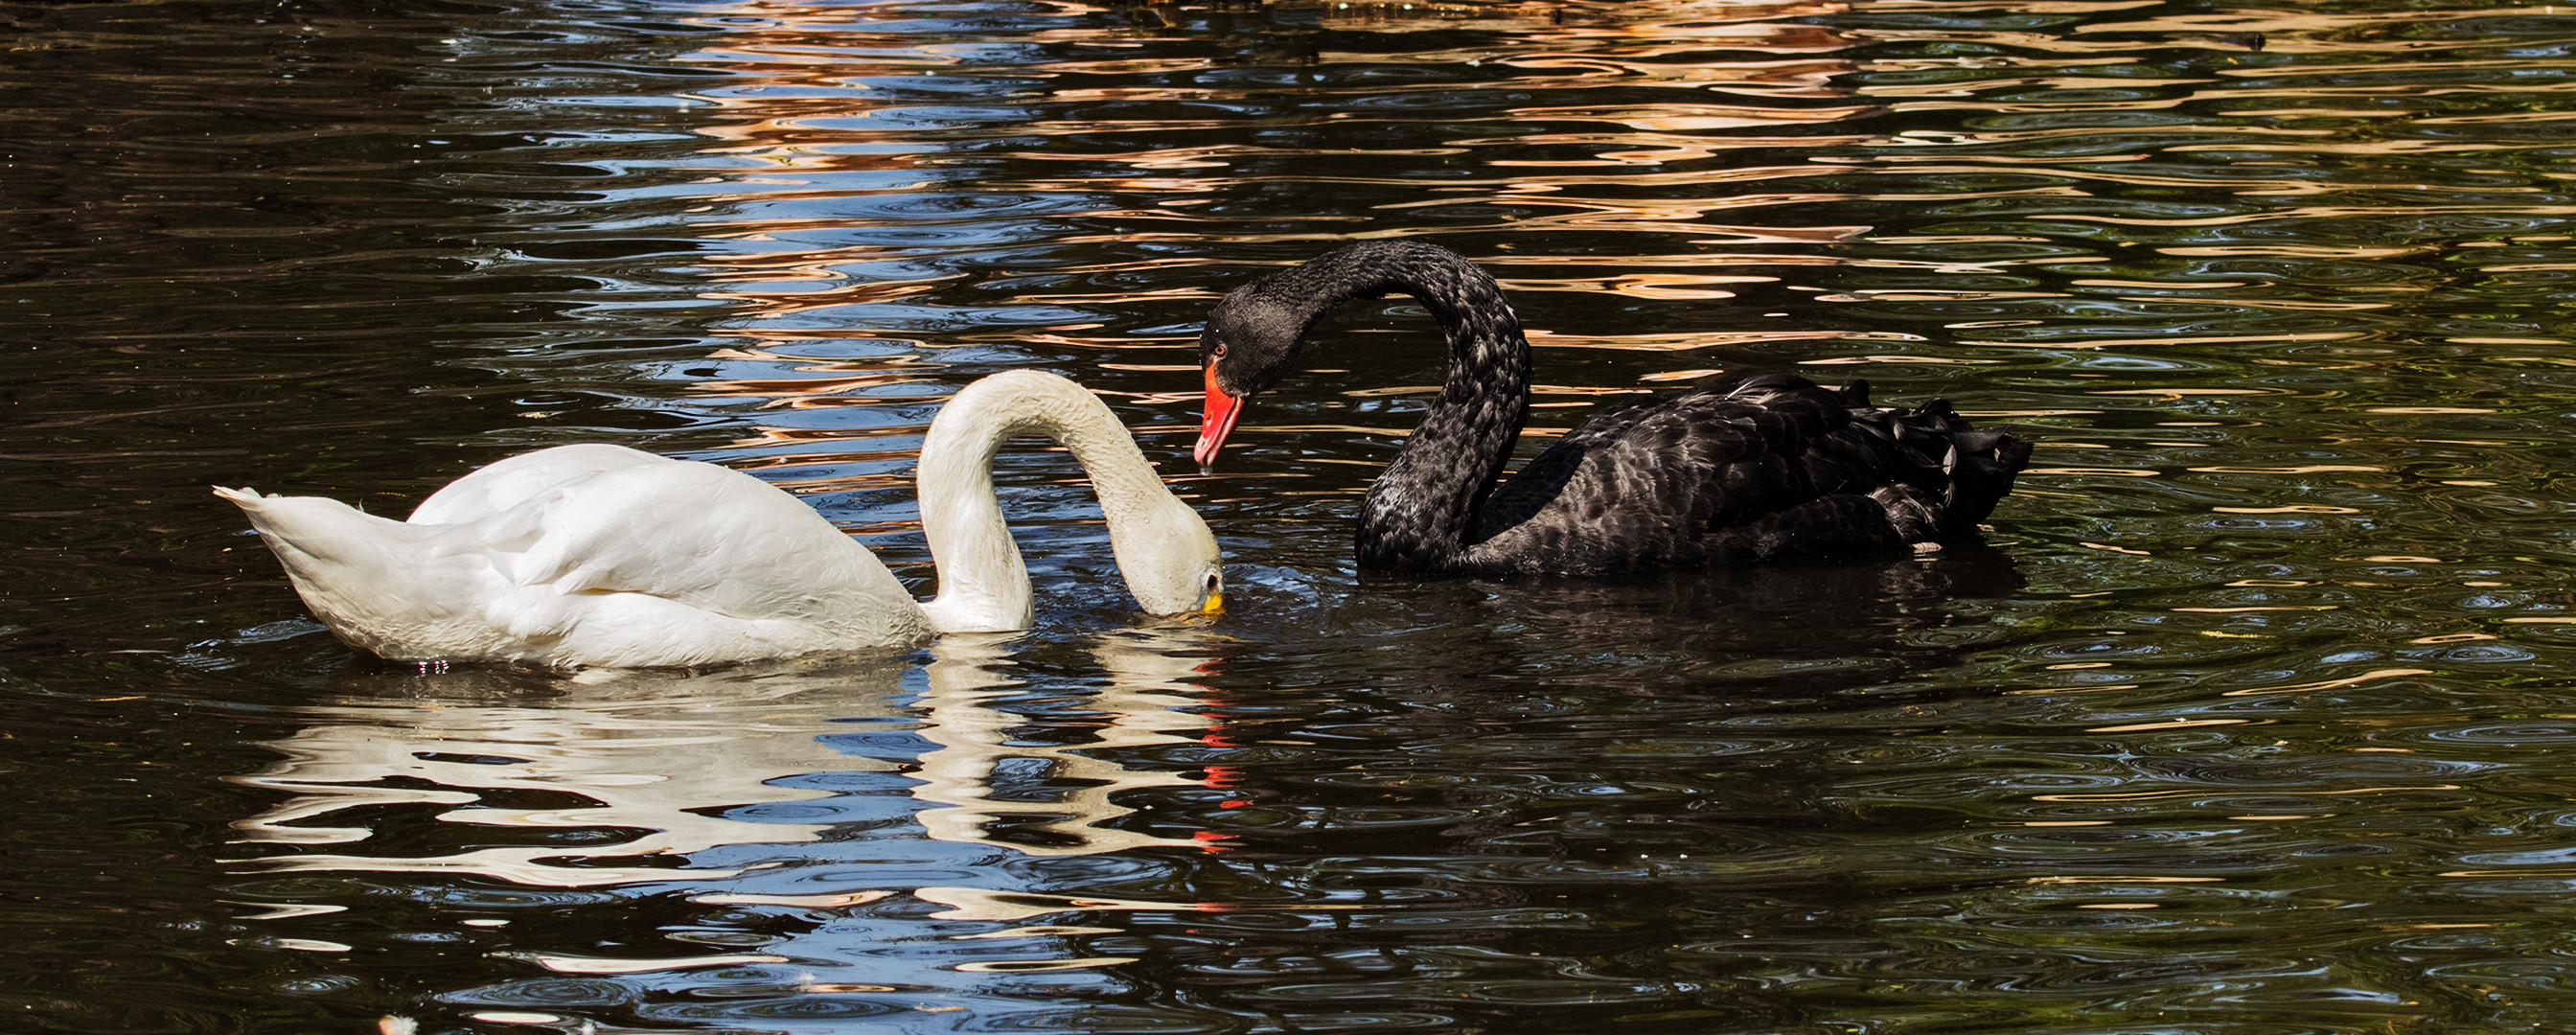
1194 364 1245 471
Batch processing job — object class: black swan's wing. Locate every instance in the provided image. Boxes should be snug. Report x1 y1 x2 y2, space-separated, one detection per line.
1460 375 2029 576
1467 394 1672 537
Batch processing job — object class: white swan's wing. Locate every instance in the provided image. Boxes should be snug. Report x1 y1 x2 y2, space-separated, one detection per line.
438 455 928 662
489 457 899 619
411 444 672 524
220 448 929 667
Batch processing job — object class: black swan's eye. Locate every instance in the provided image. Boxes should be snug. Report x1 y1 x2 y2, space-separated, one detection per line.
1210 342 1228 359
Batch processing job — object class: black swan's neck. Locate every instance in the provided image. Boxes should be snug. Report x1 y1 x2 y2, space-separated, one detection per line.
1277 241 1531 569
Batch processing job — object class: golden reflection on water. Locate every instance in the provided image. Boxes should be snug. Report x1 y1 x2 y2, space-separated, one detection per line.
530 0 2576 472
631 0 1910 436
636 0 2504 447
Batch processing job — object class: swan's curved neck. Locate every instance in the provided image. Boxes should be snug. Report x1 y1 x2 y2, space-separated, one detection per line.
914 373 1182 632
1274 241 1531 569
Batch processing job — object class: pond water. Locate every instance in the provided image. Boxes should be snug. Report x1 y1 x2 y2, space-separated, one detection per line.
8 0 2576 1031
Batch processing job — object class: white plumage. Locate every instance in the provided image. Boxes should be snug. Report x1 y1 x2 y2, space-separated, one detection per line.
218 370 1223 668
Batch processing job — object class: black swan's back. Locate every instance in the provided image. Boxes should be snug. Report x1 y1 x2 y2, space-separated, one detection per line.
1450 375 2032 577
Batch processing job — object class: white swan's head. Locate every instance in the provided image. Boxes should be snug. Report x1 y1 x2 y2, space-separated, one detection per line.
918 368 1227 631
1112 494 1225 618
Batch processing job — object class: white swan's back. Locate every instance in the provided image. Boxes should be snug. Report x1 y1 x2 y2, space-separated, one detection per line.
218 445 928 668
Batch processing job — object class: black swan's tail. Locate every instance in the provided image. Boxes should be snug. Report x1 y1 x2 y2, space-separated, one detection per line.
1808 379 2031 537
1713 374 2029 537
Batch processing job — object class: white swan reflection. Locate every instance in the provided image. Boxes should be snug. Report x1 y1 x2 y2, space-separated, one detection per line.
228 629 1228 889
909 628 1227 856
227 660 911 886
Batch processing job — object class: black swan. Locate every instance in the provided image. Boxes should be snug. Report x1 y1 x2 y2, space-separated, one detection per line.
1190 240 2032 577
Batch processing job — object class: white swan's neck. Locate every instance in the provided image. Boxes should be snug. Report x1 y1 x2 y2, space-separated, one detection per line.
915 370 1196 633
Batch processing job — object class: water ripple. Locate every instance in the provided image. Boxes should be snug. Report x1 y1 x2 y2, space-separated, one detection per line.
15 0 2576 1031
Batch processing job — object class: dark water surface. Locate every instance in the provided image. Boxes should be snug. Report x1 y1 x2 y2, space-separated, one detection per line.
9 0 2576 1031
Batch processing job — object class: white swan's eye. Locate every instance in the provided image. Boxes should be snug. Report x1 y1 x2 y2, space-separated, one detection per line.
1198 570 1225 614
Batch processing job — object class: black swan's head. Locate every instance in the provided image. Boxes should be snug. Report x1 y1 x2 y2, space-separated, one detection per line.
1193 273 1320 470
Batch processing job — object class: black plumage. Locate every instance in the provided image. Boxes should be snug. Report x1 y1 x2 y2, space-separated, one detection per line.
1190 240 2033 577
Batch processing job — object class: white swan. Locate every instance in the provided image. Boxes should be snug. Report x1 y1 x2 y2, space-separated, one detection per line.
215 370 1224 669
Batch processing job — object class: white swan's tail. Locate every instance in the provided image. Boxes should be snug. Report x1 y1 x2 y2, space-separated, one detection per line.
217 486 451 577
214 486 495 659
220 486 408 575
